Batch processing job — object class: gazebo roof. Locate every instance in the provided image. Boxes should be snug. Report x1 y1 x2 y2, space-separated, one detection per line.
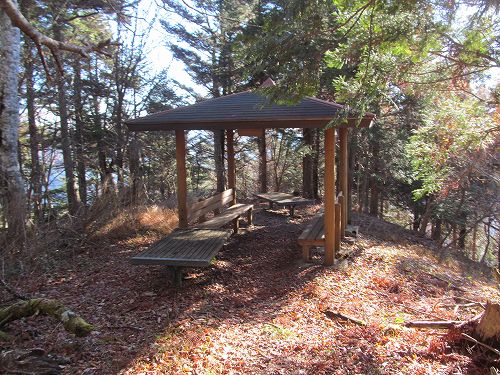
126 89 375 131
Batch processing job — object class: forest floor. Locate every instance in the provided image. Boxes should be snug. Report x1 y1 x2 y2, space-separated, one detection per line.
4 204 500 374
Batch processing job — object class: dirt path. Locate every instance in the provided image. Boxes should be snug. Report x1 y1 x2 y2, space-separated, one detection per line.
5 206 499 374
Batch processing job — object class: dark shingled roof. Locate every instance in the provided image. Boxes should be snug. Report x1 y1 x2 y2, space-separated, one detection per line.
125 90 375 131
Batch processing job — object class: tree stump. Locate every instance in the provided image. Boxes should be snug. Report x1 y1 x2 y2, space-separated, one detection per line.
474 302 500 345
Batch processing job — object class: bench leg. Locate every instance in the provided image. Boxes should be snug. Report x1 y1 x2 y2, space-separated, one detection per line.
233 217 240 234
289 205 295 217
247 208 253 226
269 201 273 209
172 267 183 287
302 245 311 262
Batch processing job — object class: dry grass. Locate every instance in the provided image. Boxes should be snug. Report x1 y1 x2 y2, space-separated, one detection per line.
91 205 178 244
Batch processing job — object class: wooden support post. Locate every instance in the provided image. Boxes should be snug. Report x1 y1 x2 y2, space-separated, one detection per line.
335 201 341 252
226 129 236 206
247 207 253 226
302 245 311 262
233 217 240 234
324 128 336 266
176 130 188 228
172 267 183 287
339 127 348 238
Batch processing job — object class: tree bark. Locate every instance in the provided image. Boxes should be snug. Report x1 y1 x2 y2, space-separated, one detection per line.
0 3 26 240
369 137 379 216
302 128 314 198
0 298 92 337
73 58 87 207
53 24 79 215
258 133 267 193
128 134 142 203
312 129 320 199
214 129 225 193
24 39 42 223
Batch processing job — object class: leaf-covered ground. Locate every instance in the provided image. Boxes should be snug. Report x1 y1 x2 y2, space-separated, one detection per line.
5 205 500 374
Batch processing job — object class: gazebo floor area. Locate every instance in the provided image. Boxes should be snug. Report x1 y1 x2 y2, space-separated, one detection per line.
130 228 232 267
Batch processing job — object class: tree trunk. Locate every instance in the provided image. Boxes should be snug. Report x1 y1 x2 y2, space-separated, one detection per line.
369 138 379 216
312 129 320 199
458 214 467 250
431 218 442 243
128 134 142 203
302 128 314 198
24 40 42 223
418 197 435 236
213 129 225 192
73 58 87 207
53 25 79 215
0 5 26 240
471 223 477 261
258 133 267 193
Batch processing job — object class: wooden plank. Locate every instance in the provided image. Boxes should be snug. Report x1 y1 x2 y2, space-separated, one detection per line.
227 130 236 205
339 128 348 237
188 193 234 223
176 130 188 228
324 128 336 266
188 189 233 215
298 214 323 241
238 128 264 137
130 229 231 267
196 204 253 229
255 192 314 206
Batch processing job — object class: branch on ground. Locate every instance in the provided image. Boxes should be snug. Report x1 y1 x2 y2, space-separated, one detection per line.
0 298 93 338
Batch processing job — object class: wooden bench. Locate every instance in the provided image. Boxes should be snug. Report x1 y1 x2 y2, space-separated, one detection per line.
188 189 253 233
298 213 359 261
298 213 325 261
131 189 253 286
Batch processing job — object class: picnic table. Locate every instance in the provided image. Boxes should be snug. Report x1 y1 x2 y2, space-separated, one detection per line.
254 192 315 217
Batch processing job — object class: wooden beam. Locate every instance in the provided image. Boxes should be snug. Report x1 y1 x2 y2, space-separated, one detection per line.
176 129 188 228
324 128 336 266
339 127 348 237
226 129 236 205
238 128 264 137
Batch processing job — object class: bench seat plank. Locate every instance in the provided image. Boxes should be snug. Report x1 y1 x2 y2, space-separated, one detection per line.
298 214 325 246
195 203 253 229
130 229 231 267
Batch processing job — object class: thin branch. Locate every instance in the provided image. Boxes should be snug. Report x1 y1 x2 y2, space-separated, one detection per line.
0 278 28 301
0 0 112 61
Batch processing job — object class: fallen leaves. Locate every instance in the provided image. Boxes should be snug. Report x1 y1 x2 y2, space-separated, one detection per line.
3 208 498 374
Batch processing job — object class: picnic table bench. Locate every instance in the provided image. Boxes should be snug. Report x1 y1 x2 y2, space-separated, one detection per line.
254 192 315 217
298 212 359 261
131 189 253 286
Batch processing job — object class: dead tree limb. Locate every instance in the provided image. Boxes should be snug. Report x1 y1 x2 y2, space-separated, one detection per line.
324 310 367 326
405 320 462 329
461 333 500 356
0 348 69 375
0 298 93 337
0 0 111 57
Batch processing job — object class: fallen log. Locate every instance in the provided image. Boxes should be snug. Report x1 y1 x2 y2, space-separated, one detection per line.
0 298 93 338
0 348 69 375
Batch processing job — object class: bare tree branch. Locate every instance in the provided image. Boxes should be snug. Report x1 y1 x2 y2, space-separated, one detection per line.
0 0 111 61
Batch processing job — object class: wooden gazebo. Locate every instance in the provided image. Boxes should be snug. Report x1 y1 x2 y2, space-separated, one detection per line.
126 81 374 265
